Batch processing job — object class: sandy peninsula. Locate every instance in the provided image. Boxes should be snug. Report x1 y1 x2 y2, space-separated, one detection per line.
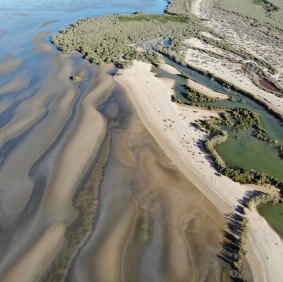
115 60 283 282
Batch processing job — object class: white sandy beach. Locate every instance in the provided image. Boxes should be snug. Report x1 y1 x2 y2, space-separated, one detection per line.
115 60 283 282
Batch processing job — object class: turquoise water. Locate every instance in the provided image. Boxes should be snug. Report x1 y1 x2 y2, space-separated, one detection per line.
217 129 283 180
162 57 283 179
258 203 283 239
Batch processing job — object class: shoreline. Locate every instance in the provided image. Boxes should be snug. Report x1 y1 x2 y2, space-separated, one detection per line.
115 60 283 281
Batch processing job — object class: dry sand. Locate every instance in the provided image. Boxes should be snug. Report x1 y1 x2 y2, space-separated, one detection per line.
115 60 283 282
187 79 228 100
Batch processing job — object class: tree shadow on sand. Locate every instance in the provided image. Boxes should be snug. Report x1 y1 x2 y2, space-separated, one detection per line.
218 190 265 281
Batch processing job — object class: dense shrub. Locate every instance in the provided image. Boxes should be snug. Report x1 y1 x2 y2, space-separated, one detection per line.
52 13 203 68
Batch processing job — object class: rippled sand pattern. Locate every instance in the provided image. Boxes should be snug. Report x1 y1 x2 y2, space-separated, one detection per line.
67 88 228 282
0 0 228 281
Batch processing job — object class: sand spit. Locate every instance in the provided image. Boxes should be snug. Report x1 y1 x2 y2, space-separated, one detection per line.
115 60 283 282
159 63 181 75
187 79 228 100
68 86 227 282
116 61 239 211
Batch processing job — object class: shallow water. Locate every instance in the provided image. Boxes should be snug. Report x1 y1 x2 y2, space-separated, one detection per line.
258 203 283 239
0 0 228 281
0 0 166 279
162 57 283 180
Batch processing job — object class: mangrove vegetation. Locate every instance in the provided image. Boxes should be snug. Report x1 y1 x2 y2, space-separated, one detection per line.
52 12 203 68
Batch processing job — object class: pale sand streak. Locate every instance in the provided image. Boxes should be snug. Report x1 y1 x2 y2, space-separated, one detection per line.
91 201 137 282
0 55 76 146
0 56 77 218
0 54 23 74
40 68 114 221
0 72 29 95
115 60 283 281
1 223 65 282
187 79 228 100
0 65 114 281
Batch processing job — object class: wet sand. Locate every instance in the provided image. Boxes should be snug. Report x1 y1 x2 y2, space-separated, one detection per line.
67 85 228 282
0 1 231 281
0 17 116 279
115 55 283 281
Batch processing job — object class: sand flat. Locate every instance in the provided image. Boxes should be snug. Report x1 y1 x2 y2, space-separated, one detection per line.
116 60 283 282
69 90 226 281
1 222 65 282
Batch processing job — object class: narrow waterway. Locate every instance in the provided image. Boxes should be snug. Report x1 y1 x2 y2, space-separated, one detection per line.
161 57 283 180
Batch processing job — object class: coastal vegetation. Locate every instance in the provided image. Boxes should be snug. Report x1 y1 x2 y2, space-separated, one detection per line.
221 191 280 280
196 113 283 193
217 0 283 29
164 55 283 193
185 84 216 102
52 13 203 68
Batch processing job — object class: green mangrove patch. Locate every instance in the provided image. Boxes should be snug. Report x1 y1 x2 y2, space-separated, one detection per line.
51 13 203 68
